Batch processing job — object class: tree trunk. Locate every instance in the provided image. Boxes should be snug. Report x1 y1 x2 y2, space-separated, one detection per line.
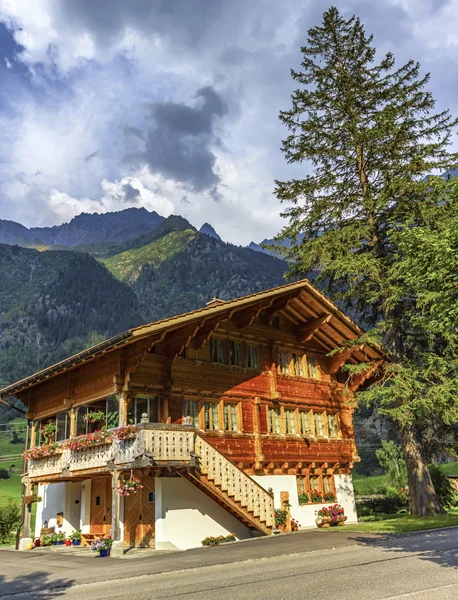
400 423 445 515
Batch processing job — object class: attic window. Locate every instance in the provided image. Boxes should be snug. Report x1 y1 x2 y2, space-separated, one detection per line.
206 297 226 308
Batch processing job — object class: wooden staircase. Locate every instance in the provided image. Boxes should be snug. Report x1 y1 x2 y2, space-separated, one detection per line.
181 435 274 536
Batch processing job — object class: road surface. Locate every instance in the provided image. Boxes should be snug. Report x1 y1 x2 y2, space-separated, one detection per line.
1 527 457 599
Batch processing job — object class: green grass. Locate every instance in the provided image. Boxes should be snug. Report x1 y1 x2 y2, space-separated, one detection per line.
0 460 23 505
352 473 388 495
343 509 458 534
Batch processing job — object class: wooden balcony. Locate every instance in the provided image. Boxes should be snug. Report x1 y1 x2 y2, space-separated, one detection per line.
27 424 196 480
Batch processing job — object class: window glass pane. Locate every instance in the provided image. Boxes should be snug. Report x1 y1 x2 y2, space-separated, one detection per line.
235 343 242 366
56 411 68 442
135 396 149 424
211 338 218 362
205 402 218 430
323 476 332 493
251 346 258 369
293 354 303 376
327 414 337 437
184 400 199 428
76 406 88 436
284 409 296 434
310 475 320 494
106 395 119 429
307 355 318 378
268 408 281 434
314 412 323 436
224 403 238 431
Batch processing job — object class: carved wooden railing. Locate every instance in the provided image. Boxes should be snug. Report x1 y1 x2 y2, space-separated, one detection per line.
27 424 195 478
194 436 274 528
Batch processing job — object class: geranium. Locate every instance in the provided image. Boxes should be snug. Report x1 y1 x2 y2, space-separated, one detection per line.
118 475 143 496
323 492 337 502
66 430 112 451
112 425 140 441
23 443 59 460
310 489 323 503
316 504 345 520
83 410 105 424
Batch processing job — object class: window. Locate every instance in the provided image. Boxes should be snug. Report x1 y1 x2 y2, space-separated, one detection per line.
211 338 226 364
323 475 332 494
267 407 281 434
147 491 155 504
55 411 68 442
310 475 320 495
327 413 339 437
246 344 259 369
184 399 200 428
292 353 303 376
128 395 158 425
297 475 306 495
278 351 290 374
314 412 324 436
228 341 243 366
204 402 219 430
298 410 312 435
284 409 296 434
36 411 70 444
306 355 319 379
224 403 238 431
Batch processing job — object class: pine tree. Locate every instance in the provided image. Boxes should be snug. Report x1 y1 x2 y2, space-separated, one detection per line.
275 7 458 515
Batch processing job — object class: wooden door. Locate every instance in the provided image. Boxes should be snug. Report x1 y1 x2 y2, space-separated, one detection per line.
90 478 112 535
124 471 155 548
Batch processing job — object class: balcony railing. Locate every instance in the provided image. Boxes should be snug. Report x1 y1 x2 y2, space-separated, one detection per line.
27 424 195 479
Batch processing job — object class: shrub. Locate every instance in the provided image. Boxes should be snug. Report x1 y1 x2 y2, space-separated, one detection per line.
356 490 408 516
0 502 21 543
0 469 10 480
428 464 457 509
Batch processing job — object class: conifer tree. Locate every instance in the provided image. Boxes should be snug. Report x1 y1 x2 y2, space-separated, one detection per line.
276 7 458 514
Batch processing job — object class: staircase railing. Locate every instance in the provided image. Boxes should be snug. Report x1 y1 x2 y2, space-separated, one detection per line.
195 435 274 528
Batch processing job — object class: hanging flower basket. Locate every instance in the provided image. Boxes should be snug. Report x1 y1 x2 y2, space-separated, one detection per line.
118 474 143 496
23 493 42 505
83 410 105 424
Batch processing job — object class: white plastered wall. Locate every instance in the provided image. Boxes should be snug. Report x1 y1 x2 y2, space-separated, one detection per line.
252 473 357 528
155 477 252 550
35 480 92 537
34 482 66 537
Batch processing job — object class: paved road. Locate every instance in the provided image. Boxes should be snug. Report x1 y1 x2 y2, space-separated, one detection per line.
1 528 458 599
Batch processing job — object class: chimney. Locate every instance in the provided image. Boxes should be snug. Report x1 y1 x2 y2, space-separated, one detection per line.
206 297 226 308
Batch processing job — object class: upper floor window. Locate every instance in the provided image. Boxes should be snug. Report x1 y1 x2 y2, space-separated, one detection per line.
36 411 69 445
314 412 324 436
228 341 243 366
128 395 159 425
327 413 339 437
77 394 121 435
277 350 320 379
224 403 238 432
210 337 260 370
267 407 281 434
204 401 219 431
284 409 296 434
298 410 312 435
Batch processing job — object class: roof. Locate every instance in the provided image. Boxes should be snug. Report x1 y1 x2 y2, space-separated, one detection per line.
0 278 383 399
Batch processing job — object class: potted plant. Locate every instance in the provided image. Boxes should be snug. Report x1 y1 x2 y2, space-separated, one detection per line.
291 518 301 532
42 422 58 443
310 489 323 503
52 532 66 545
41 534 52 547
274 508 288 531
90 536 113 557
69 530 82 546
64 538 72 547
117 475 143 496
298 493 309 504
323 492 337 502
112 425 140 441
23 493 42 505
83 410 105 424
315 504 346 528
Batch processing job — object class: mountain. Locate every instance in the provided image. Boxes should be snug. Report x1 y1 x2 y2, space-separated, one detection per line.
248 233 305 256
0 207 165 248
199 223 222 241
0 214 288 418
0 244 142 389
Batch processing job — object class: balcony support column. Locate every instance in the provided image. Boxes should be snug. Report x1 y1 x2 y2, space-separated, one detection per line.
119 392 129 427
18 481 33 550
110 469 124 556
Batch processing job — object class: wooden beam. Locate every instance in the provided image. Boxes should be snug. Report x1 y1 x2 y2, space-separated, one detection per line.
230 306 262 329
348 359 384 392
297 314 332 342
0 397 26 415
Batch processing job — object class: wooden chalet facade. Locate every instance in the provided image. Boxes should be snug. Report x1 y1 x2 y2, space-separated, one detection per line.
0 279 382 551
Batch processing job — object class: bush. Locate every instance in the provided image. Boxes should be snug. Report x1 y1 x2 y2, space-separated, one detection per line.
0 502 21 543
356 490 409 516
428 464 457 509
0 469 10 480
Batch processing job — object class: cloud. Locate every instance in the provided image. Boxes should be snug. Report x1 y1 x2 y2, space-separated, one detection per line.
138 86 228 198
0 0 457 246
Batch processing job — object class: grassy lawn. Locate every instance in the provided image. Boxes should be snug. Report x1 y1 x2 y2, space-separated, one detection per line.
0 461 23 505
343 509 458 534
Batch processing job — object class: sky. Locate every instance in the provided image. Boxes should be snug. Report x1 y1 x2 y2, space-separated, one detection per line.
0 0 457 245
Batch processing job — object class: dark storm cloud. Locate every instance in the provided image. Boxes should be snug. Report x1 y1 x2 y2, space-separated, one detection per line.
140 86 228 196
122 183 140 202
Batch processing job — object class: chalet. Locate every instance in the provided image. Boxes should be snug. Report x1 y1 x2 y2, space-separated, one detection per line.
0 279 382 552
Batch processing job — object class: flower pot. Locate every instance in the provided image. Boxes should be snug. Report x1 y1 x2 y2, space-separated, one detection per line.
315 516 332 528
55 541 64 545
72 540 81 546
277 524 286 532
99 549 110 557
64 539 72 546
